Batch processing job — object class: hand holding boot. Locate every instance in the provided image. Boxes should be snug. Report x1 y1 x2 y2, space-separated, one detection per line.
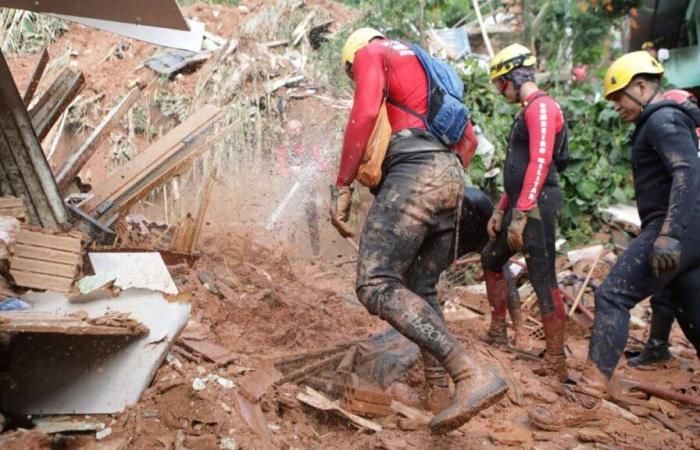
329 185 354 237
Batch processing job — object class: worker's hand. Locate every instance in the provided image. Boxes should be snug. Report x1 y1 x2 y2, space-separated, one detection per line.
650 235 681 277
507 209 528 252
330 185 354 238
487 209 505 241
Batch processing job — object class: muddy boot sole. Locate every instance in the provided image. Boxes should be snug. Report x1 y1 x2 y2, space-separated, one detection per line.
527 404 601 431
428 370 509 435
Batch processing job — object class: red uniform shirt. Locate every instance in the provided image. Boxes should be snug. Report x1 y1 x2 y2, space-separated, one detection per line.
336 39 477 186
497 91 564 212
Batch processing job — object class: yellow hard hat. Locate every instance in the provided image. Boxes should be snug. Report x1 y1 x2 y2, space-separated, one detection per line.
603 50 664 99
341 27 385 67
489 43 536 80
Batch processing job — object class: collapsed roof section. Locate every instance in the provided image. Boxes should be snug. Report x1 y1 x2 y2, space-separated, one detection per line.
0 0 189 30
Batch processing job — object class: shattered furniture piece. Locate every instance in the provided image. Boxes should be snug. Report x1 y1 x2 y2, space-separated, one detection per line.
9 229 82 294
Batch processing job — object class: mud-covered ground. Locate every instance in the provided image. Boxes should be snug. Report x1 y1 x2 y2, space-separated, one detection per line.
1 1 699 449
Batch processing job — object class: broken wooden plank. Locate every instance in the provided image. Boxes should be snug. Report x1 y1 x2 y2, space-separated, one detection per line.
0 197 26 221
238 361 282 403
9 229 81 293
264 74 304 95
28 68 85 141
0 312 143 336
23 47 49 106
15 229 82 253
297 386 382 432
177 337 236 366
56 87 141 192
390 400 432 424
82 105 222 216
189 169 216 253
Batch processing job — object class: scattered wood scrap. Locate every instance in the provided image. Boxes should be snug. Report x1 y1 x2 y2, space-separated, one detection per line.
9 229 82 293
297 386 382 432
0 311 145 336
23 47 49 106
56 87 141 193
28 68 85 141
342 386 392 417
0 197 26 221
176 337 236 366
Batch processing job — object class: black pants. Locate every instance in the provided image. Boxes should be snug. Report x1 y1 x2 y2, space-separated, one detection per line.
591 217 700 377
356 146 464 362
481 186 563 316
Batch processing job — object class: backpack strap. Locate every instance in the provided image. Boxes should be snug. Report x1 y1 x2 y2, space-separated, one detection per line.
386 97 423 120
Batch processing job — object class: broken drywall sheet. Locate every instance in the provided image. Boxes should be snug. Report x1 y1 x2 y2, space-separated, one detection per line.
88 252 178 295
1 289 190 414
50 16 205 52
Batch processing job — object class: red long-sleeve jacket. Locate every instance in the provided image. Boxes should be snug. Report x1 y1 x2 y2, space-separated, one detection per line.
335 39 477 187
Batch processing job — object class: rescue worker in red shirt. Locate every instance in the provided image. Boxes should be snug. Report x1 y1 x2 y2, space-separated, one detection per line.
482 44 569 382
277 119 328 256
329 28 508 434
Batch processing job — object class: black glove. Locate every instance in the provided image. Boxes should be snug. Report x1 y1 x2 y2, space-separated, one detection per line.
650 235 681 277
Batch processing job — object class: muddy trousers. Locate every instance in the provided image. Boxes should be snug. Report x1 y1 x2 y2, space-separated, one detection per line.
590 217 700 377
356 150 464 363
481 187 564 318
647 289 675 343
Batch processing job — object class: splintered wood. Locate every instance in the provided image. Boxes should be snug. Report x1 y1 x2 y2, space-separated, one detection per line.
0 312 144 336
10 229 82 293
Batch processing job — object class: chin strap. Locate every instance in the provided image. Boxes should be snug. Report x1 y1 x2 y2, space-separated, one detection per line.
622 83 662 112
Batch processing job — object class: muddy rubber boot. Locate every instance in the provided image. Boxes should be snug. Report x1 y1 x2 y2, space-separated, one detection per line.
628 338 672 367
510 307 525 348
428 345 509 434
421 350 453 413
533 297 568 382
528 362 606 431
484 271 509 345
628 313 673 367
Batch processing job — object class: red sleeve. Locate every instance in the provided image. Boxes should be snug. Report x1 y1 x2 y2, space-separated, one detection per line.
277 145 287 176
335 47 385 186
497 193 509 211
451 120 478 168
515 97 561 211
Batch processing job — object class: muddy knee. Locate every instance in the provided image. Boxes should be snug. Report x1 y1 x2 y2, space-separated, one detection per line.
356 284 386 316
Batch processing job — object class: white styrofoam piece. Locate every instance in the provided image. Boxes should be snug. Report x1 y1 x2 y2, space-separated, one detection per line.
50 15 205 52
2 289 190 414
567 244 604 264
89 252 178 295
601 203 641 229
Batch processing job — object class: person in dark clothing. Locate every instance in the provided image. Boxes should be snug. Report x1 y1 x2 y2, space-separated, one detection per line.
330 28 507 435
459 187 523 344
482 43 568 382
627 90 700 367
529 50 700 431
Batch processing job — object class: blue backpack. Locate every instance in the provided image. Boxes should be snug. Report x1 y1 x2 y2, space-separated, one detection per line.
388 43 470 146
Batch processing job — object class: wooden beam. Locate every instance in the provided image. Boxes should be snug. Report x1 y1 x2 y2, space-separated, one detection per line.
23 47 49 106
55 87 141 192
0 49 70 228
82 105 222 217
28 68 85 141
0 312 142 336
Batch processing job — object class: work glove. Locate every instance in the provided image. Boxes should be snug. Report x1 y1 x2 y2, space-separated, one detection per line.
330 185 354 238
650 235 681 277
507 209 528 252
487 208 505 242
